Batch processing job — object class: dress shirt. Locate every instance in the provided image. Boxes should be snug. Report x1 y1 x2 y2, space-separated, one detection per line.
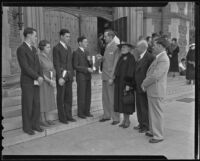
139 49 147 60
60 41 67 49
79 47 84 52
24 41 32 50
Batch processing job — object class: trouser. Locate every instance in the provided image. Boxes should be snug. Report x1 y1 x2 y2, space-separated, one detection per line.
77 79 91 116
21 84 40 132
136 91 149 129
56 80 73 122
147 96 164 140
102 80 120 122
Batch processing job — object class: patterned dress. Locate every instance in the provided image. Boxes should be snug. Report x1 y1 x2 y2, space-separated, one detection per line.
38 53 56 113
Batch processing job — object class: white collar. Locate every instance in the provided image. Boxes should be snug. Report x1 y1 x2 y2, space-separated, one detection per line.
139 50 147 59
156 50 166 59
24 41 32 49
60 41 67 49
79 47 84 52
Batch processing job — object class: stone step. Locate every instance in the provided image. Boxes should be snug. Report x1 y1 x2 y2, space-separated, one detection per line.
2 96 21 108
2 87 21 98
2 110 103 147
166 84 194 95
2 105 22 119
2 99 102 132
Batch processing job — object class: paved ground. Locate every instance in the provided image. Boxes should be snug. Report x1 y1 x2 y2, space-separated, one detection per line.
2 92 195 159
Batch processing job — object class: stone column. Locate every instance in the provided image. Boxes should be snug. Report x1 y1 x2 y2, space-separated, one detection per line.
2 7 12 76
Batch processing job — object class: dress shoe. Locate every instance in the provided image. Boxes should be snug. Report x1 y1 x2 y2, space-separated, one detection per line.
145 132 153 137
68 118 77 122
99 118 111 122
139 128 148 133
59 120 68 124
78 115 86 119
32 127 44 132
24 130 35 135
133 125 142 130
119 123 125 127
149 138 164 143
111 121 120 125
40 121 50 127
46 120 56 125
85 114 93 117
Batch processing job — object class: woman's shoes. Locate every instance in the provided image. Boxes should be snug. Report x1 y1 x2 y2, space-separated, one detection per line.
122 121 130 128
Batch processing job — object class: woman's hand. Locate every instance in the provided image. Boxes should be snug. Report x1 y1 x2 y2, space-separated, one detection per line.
125 85 130 91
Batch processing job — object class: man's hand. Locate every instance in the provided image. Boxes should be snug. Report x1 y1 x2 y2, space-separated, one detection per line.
125 85 130 91
59 78 65 86
50 80 56 88
37 77 43 86
96 54 103 62
108 79 113 85
88 68 93 73
141 84 146 92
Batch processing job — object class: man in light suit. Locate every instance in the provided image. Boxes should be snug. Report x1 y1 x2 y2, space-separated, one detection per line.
141 38 170 143
98 29 120 125
73 36 93 119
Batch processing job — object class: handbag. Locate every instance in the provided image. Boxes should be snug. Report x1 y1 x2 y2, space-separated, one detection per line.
122 88 135 105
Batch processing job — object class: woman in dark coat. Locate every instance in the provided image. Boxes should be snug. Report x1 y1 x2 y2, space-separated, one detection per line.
113 43 136 128
186 44 195 84
168 38 179 77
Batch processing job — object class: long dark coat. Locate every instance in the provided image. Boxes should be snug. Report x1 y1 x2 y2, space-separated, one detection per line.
113 52 136 115
186 48 195 80
169 45 179 72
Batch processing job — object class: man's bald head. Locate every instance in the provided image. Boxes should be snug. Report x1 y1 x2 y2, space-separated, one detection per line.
136 40 148 54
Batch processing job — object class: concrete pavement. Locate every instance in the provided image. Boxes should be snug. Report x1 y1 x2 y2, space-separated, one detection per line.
2 92 195 159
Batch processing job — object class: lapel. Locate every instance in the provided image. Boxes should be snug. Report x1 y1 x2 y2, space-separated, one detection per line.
136 52 147 71
23 42 35 61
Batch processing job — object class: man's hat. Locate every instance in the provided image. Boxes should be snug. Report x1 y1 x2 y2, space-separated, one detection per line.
117 41 135 49
155 37 170 49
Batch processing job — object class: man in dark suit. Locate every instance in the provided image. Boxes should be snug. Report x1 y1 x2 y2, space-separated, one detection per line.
134 40 155 133
17 27 44 135
73 36 93 118
53 29 76 124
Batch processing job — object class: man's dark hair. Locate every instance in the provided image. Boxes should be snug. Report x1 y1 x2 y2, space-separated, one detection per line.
38 40 50 51
77 36 87 43
59 29 70 36
172 38 177 42
23 27 37 37
152 32 159 38
104 29 115 38
146 36 151 42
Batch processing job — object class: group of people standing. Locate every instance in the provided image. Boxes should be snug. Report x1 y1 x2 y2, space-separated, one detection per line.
17 27 94 135
97 30 170 143
17 26 173 144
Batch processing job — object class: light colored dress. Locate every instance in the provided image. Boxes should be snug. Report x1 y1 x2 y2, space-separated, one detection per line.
38 53 56 113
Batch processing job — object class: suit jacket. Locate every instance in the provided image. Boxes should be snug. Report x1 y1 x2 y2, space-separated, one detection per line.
142 51 170 98
135 51 155 93
53 43 74 81
102 40 118 81
17 42 43 85
73 48 92 80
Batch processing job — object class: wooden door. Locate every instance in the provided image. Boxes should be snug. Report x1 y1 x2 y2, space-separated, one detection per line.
44 9 79 53
80 16 97 56
112 16 127 42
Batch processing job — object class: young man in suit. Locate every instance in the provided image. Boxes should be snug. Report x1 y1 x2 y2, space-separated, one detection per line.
134 40 155 133
53 29 76 124
141 38 170 143
17 27 44 135
73 36 93 118
97 29 120 125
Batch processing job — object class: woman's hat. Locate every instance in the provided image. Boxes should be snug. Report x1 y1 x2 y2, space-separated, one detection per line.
117 41 135 49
